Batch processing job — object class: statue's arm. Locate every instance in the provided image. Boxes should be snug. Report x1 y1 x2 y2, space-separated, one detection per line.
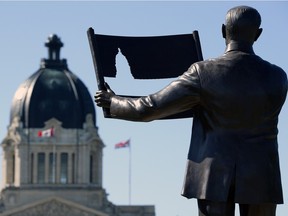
109 65 201 122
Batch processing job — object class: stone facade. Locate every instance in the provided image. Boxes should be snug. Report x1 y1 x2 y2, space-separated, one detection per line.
0 35 155 216
0 115 155 216
0 196 154 216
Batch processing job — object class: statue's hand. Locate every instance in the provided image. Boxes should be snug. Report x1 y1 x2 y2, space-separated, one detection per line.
94 82 115 108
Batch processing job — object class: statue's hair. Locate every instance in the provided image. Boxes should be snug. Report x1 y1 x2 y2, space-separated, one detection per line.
225 6 261 40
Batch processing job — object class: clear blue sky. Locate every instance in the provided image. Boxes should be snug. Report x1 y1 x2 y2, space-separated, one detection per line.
0 1 287 216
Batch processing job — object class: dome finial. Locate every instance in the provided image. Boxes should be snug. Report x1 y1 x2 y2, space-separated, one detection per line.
45 34 63 61
41 34 67 69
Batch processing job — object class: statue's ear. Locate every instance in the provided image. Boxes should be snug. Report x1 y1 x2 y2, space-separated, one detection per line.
222 24 226 39
254 28 263 41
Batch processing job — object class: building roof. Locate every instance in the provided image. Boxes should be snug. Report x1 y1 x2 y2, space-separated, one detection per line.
10 34 96 129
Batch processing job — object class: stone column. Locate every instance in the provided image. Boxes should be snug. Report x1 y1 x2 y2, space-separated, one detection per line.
33 152 38 183
68 152 73 184
45 152 49 183
56 152 61 183
5 151 14 186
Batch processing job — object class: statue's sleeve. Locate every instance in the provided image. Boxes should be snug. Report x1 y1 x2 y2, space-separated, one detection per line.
109 64 201 122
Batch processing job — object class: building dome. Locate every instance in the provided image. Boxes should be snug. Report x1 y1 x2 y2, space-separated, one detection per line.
10 34 96 129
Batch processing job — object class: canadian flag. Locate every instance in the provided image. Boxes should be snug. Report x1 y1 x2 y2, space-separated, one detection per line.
38 127 54 137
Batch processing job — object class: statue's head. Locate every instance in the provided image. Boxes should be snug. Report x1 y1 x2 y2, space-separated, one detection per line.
222 6 263 45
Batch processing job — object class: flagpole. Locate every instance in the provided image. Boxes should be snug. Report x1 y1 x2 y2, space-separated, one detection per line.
115 138 132 205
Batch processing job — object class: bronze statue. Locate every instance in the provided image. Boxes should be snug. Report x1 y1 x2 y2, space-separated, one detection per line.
94 6 287 216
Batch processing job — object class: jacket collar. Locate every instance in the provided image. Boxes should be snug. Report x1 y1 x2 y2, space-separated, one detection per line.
224 41 255 54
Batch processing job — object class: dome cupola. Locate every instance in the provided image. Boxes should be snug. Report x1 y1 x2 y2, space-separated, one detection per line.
10 34 96 129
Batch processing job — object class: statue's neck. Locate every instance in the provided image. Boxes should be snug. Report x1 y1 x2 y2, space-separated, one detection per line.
225 41 255 54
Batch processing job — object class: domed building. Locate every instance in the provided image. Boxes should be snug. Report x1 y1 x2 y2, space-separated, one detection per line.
0 34 155 216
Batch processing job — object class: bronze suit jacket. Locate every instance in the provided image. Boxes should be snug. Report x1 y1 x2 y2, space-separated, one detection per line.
109 42 287 204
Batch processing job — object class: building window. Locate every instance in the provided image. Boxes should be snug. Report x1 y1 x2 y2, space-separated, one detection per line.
90 155 93 183
72 153 75 183
30 153 34 183
37 153 45 183
60 153 68 184
12 154 15 184
49 153 56 183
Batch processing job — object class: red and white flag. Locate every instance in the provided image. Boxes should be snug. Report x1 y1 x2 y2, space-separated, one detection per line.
115 139 130 149
38 127 54 137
